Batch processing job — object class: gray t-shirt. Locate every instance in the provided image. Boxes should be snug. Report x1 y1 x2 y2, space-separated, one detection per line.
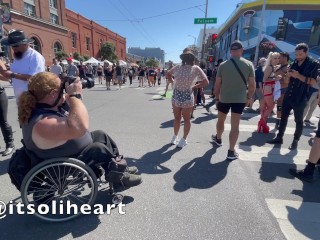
66 63 78 76
217 57 255 103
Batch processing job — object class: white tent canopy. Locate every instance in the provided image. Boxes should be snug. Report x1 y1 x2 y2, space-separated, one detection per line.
119 60 127 66
103 59 114 66
83 57 101 65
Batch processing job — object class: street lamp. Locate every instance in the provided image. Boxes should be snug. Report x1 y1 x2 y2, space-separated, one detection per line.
188 34 196 47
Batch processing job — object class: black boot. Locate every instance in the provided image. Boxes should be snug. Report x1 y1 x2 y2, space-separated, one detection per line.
275 119 280 130
289 161 315 182
267 136 283 144
289 139 298 150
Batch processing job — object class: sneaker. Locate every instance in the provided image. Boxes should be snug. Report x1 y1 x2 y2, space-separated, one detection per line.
161 93 166 97
118 172 142 188
211 135 222 146
2 146 15 156
170 135 179 145
227 150 239 160
289 169 314 183
126 166 138 174
108 171 142 189
177 138 188 148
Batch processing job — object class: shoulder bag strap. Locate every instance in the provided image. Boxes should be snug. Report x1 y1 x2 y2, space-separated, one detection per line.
230 59 248 89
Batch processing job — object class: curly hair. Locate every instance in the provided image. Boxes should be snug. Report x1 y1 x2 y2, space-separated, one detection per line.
181 54 195 66
18 72 60 124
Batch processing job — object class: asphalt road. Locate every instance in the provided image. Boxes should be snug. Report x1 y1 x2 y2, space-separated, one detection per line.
0 78 319 240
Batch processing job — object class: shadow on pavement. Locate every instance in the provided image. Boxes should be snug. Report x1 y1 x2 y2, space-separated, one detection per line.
160 119 174 129
126 143 181 174
192 112 215 124
259 144 298 183
239 132 276 151
0 157 10 176
0 208 101 239
173 146 230 192
286 170 320 239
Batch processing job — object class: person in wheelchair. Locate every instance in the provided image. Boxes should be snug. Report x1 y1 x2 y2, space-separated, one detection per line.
18 72 142 189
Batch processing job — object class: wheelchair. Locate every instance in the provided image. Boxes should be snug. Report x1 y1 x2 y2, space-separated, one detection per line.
20 157 124 222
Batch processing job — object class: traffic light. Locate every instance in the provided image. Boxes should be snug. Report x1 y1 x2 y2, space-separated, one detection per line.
211 34 218 46
208 56 214 62
212 34 217 41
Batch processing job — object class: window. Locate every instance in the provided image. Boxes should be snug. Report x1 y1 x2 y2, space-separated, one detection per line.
50 13 59 24
86 37 90 50
24 3 36 17
54 42 62 53
276 18 289 41
49 0 57 9
71 32 77 48
121 49 123 58
30 37 41 53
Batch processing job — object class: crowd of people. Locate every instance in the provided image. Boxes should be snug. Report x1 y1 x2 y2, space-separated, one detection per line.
0 29 142 190
1 28 320 190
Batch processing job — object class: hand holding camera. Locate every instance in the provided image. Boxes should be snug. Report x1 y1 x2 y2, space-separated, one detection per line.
65 77 82 96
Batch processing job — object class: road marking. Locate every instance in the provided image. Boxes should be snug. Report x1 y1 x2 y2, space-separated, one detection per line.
222 123 315 136
237 145 309 165
266 198 320 240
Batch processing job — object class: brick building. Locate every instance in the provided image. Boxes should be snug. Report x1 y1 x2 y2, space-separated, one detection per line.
1 0 126 64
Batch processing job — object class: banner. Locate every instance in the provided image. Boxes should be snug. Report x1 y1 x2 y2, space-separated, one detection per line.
0 3 11 24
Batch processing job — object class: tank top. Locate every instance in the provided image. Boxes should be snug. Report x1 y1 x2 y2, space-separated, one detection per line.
22 109 93 160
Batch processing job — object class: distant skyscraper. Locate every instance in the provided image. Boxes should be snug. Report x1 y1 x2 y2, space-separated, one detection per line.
128 47 165 63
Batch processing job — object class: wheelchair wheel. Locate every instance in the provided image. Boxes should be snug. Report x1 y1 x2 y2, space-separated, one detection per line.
21 158 98 222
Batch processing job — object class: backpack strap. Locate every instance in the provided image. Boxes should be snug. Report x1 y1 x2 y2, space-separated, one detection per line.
230 59 248 89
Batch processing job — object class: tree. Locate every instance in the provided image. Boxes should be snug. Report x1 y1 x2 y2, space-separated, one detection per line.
55 50 68 60
100 42 117 62
145 57 159 67
73 51 81 60
83 55 90 61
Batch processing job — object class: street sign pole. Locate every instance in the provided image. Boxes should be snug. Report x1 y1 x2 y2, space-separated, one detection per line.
253 0 267 65
200 0 208 60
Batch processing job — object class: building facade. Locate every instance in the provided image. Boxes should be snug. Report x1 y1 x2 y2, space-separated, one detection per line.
214 0 320 63
128 47 165 64
0 0 126 64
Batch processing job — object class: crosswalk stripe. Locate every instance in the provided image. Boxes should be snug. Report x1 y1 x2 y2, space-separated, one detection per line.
222 123 316 135
237 146 309 165
266 199 320 240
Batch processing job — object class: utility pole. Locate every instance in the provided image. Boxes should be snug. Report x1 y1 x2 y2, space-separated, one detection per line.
253 0 267 65
200 0 208 60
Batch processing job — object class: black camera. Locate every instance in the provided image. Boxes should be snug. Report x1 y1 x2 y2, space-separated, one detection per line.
60 74 95 89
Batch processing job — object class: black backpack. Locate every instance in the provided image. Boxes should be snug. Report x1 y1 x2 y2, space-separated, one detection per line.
7 147 41 191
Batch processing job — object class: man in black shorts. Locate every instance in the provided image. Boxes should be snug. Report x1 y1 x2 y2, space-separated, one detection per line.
212 41 255 160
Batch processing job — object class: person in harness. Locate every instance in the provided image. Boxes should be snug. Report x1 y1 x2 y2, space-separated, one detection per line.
17 72 142 189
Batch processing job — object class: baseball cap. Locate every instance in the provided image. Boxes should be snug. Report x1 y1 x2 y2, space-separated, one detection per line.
230 40 243 50
66 57 73 61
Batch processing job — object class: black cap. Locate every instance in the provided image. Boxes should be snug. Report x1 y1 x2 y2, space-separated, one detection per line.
0 29 34 47
230 40 243 50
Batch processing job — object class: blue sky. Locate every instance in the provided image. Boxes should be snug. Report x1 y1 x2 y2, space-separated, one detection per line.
66 0 241 63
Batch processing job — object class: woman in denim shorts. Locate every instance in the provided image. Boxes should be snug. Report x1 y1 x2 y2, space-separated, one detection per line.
166 48 209 148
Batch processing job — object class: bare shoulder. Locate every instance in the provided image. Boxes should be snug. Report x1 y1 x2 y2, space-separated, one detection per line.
34 115 74 141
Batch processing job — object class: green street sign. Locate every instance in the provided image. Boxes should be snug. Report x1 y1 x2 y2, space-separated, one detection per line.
194 18 217 24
